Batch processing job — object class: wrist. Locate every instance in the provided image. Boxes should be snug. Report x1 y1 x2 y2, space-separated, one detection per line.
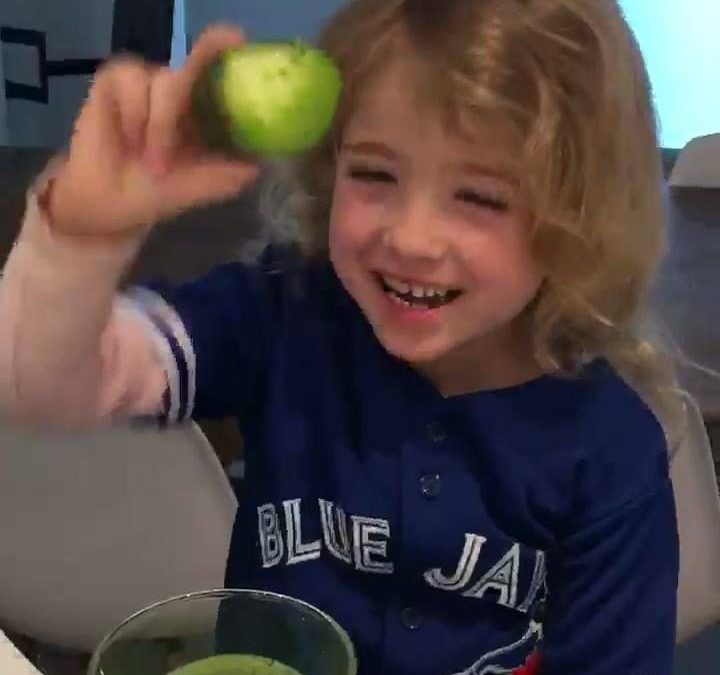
36 157 146 248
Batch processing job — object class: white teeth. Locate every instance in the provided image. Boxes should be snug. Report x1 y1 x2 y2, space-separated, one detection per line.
382 276 409 295
388 292 410 307
381 274 456 303
382 275 462 307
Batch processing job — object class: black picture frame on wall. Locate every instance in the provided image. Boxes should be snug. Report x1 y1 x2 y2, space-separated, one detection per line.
1 0 175 106
0 26 102 104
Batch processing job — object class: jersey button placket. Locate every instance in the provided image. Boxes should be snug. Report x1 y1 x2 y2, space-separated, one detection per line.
394 418 441 642
422 421 445 500
401 606 424 631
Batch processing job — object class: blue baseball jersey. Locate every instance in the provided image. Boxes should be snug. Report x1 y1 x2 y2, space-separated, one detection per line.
135 250 678 675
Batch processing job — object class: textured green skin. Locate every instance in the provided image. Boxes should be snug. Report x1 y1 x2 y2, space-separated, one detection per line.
192 42 342 156
166 653 303 675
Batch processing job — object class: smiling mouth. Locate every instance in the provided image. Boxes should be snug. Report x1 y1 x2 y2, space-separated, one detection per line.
377 274 463 310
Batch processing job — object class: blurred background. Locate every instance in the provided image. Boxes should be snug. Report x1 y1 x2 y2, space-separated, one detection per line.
0 0 718 149
621 0 720 150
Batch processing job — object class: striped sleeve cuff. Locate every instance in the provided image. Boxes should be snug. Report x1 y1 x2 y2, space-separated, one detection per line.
121 288 197 424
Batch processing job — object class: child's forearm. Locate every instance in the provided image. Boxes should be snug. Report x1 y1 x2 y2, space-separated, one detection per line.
0 168 168 428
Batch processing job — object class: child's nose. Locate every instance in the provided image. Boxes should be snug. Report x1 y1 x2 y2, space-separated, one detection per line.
383 201 446 262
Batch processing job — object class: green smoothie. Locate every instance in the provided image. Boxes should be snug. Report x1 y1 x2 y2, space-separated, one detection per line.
167 654 304 675
193 41 342 156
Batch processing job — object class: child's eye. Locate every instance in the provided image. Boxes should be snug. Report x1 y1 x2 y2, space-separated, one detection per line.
348 167 397 184
456 189 509 212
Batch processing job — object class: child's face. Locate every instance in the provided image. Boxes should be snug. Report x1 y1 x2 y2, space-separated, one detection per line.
329 56 544 387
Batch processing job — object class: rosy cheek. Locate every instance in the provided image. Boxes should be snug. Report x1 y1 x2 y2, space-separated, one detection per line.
332 180 356 212
330 186 370 251
333 182 384 230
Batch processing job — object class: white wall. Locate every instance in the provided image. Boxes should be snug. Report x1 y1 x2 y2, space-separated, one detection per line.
0 0 114 147
184 0 349 44
170 0 188 68
620 0 720 148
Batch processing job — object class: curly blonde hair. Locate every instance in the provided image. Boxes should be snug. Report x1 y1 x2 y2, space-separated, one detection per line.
259 0 685 442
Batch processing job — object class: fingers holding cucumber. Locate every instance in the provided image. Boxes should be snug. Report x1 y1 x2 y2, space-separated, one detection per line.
48 24 341 240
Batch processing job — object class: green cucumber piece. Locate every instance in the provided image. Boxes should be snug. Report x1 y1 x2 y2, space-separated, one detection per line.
193 41 342 156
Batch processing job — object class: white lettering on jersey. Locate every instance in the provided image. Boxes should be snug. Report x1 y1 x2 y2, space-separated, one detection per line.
517 550 546 613
424 533 488 591
464 543 521 608
256 497 543 611
319 499 352 564
283 498 322 565
352 516 394 574
257 503 284 568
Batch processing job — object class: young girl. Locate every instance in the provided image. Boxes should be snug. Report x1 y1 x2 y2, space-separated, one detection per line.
0 1 680 673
